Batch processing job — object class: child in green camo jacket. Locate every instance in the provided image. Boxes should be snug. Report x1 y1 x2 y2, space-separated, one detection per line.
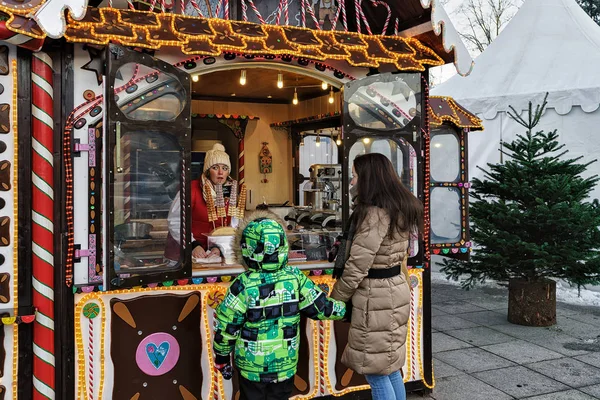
213 211 346 400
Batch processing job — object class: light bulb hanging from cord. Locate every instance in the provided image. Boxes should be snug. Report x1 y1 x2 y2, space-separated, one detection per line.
321 81 328 90
277 72 284 89
363 137 371 144
300 135 305 146
336 130 342 146
192 74 199 82
329 87 334 104
293 88 298 105
316 130 321 147
240 70 247 85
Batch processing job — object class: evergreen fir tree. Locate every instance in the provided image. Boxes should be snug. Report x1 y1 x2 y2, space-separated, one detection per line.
442 94 600 289
578 0 600 25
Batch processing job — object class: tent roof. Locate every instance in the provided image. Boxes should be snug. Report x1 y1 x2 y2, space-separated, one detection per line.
432 0 600 118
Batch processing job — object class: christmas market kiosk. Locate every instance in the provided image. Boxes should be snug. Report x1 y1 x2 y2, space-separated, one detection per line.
0 0 482 397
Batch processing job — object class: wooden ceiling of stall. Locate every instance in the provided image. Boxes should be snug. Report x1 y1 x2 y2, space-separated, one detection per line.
192 68 337 104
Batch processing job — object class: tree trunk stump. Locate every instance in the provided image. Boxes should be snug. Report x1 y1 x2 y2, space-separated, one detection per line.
508 278 556 326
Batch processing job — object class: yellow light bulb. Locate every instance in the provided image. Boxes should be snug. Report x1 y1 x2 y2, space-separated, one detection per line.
363 137 371 144
336 138 342 146
240 70 247 85
321 81 328 90
329 88 334 104
277 72 284 89
192 74 199 82
293 88 298 105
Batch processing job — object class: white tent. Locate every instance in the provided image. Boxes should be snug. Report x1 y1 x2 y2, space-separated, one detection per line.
432 0 600 200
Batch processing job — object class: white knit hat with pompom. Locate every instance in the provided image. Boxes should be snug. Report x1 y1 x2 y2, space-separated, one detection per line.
203 143 231 172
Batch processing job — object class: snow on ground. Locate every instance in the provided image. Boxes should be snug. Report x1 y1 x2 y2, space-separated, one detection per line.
430 255 600 307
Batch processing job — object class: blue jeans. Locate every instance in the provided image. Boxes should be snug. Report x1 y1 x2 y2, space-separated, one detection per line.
365 370 406 400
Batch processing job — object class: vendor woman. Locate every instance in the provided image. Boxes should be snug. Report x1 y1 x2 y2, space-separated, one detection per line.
164 143 246 262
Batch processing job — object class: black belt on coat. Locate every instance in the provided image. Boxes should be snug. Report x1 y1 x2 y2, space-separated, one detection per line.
367 265 401 279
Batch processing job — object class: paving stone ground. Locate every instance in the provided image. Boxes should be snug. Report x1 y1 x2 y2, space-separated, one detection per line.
404 280 600 400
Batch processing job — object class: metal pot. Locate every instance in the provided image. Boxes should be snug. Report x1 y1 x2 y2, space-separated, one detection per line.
114 222 153 241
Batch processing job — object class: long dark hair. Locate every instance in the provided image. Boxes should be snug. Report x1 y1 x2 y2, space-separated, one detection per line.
352 153 423 237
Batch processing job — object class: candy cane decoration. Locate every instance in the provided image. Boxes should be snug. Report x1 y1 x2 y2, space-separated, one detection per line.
341 0 348 31
301 0 306 27
318 321 326 395
371 0 391 34
360 7 372 35
305 0 321 29
332 0 342 30
88 318 94 399
32 51 56 400
122 135 131 222
241 0 248 20
82 302 100 400
354 0 361 33
224 0 229 19
0 22 44 52
410 286 417 379
246 0 266 24
238 139 245 186
189 0 205 17
275 0 282 25
394 17 399 35
215 0 222 19
284 0 289 25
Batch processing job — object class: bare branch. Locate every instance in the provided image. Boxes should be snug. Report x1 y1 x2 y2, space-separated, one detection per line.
454 0 519 55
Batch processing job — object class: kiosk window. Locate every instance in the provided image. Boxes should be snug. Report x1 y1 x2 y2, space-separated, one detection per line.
112 130 183 275
431 130 460 183
345 73 421 131
115 63 186 122
348 138 419 255
431 187 462 244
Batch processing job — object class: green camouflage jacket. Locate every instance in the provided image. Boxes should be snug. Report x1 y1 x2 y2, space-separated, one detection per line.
213 212 346 383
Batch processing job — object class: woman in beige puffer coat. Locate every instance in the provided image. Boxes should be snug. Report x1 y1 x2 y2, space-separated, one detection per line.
331 153 423 400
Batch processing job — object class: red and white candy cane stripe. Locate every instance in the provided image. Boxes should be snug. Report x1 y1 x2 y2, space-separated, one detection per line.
305 0 321 29
238 139 245 186
394 17 399 35
275 0 282 25
342 0 348 31
215 0 222 19
359 7 372 35
332 0 342 30
301 0 306 27
0 22 44 52
371 0 391 34
224 0 229 19
88 318 94 400
122 135 131 222
354 0 361 33
318 322 326 395
241 0 248 20
32 51 56 400
284 0 289 25
410 286 417 378
189 0 205 16
246 0 266 24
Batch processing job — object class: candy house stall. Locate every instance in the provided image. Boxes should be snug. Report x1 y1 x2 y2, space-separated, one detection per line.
0 0 482 397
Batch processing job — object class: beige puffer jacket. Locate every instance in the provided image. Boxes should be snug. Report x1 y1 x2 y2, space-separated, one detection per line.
331 206 411 376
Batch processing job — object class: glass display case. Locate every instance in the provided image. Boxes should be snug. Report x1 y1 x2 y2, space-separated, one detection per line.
193 229 341 271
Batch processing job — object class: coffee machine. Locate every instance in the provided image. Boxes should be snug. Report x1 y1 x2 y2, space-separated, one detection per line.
302 164 342 211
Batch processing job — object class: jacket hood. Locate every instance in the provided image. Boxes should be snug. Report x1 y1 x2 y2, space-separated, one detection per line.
233 210 288 272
